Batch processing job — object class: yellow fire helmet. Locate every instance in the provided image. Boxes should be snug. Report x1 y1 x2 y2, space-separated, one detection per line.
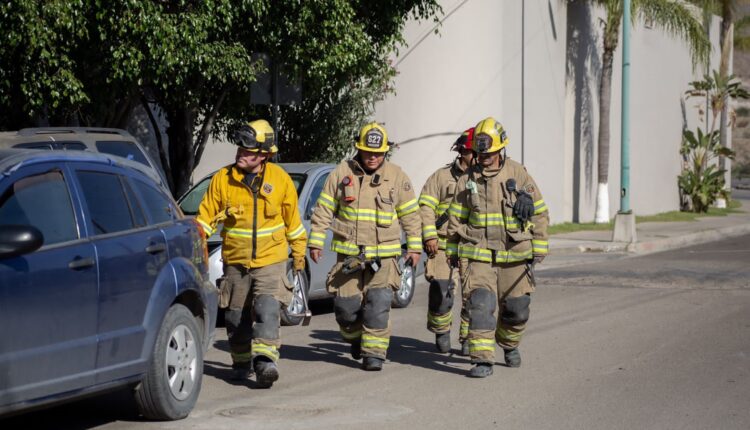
473 117 509 154
230 119 277 153
354 122 391 153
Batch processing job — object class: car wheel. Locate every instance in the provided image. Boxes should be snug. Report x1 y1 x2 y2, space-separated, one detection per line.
135 304 203 420
392 255 416 308
281 267 310 326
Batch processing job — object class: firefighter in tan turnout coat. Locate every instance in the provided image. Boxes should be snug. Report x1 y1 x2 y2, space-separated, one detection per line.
308 123 423 371
446 117 549 378
419 128 475 355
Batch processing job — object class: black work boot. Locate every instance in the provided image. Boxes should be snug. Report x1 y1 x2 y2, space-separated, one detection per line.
230 365 253 381
435 332 451 353
504 348 521 368
351 341 362 360
468 363 494 378
362 357 384 371
253 357 279 388
460 340 470 357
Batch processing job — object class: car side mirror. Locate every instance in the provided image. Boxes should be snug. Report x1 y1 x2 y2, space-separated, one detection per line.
0 225 44 259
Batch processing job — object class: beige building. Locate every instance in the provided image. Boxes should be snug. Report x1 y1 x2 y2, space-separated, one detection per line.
191 0 722 224
374 0 722 224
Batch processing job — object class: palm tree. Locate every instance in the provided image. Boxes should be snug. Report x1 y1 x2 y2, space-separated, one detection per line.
593 0 710 223
690 0 750 206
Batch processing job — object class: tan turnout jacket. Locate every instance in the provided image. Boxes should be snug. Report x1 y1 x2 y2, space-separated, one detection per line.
446 158 549 262
308 158 423 258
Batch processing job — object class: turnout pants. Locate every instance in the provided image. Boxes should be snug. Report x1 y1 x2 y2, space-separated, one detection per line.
424 249 466 340
222 261 292 368
463 260 534 364
326 255 401 360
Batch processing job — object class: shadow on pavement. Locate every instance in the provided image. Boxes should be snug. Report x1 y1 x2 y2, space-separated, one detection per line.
278 330 473 376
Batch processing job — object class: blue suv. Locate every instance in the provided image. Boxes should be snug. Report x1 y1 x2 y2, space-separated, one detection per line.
0 149 217 420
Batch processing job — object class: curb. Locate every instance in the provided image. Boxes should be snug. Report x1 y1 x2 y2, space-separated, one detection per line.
550 223 750 256
626 223 750 254
550 242 626 256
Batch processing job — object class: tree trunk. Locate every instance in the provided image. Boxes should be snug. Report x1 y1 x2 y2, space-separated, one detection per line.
166 108 197 198
193 89 228 169
595 40 616 223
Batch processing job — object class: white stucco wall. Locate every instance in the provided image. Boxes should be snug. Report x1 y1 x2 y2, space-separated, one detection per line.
374 0 721 223
188 0 721 222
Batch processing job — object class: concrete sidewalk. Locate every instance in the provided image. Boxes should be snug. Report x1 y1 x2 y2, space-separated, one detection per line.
549 194 750 256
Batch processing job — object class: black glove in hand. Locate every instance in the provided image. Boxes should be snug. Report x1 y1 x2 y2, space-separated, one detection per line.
513 191 535 222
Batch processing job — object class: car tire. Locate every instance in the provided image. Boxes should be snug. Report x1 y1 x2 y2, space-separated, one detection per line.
392 255 416 309
281 266 311 326
135 304 203 421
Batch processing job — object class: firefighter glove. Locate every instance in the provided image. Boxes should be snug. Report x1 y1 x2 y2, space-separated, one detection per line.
294 256 305 271
513 191 534 222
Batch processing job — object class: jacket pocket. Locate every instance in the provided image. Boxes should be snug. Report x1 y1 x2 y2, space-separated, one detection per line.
217 276 232 309
376 224 402 242
507 230 533 242
331 218 353 240
376 192 395 227
264 200 280 217
456 224 483 245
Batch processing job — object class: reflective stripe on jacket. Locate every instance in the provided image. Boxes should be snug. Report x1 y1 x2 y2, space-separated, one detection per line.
445 158 549 263
419 159 466 249
196 163 307 268
308 159 422 257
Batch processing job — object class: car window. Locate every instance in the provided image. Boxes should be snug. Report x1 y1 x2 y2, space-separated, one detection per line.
305 172 329 218
95 140 150 167
179 175 213 215
76 171 135 235
289 173 305 194
130 178 177 224
0 170 78 245
12 141 87 150
123 180 147 227
62 142 87 150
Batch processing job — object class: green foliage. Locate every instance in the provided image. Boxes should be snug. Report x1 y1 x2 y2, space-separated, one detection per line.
685 70 750 133
0 0 442 196
678 127 734 212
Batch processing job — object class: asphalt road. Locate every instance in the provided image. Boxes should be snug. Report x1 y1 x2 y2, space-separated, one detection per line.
4 235 750 429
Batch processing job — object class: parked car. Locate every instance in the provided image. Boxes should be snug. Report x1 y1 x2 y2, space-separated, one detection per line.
0 149 217 420
178 163 421 324
0 127 168 185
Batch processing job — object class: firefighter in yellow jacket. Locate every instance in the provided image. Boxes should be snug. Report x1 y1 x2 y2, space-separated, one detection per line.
196 119 307 388
308 123 422 371
419 128 474 355
446 117 549 378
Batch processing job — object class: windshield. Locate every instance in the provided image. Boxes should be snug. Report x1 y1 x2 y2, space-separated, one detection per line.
179 171 306 215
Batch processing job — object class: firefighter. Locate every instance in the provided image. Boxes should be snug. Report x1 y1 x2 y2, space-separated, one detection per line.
419 128 475 355
445 117 549 378
196 119 307 388
308 123 422 371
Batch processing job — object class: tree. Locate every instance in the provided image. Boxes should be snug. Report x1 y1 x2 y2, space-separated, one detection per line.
689 0 750 205
0 1 441 197
591 0 710 223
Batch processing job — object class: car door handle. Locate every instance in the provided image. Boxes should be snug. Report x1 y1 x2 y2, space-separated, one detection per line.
69 256 95 270
145 243 167 254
